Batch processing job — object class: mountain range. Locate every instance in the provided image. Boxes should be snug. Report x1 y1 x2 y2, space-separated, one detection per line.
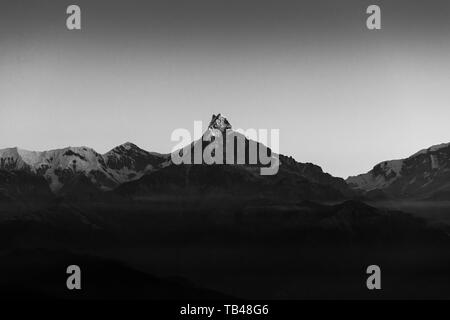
0 143 167 192
1 114 449 300
1 114 449 202
347 142 450 200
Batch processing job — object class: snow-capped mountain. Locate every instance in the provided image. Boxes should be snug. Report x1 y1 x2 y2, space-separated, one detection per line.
0 143 166 193
171 113 280 172
103 142 167 184
118 114 354 201
347 142 450 199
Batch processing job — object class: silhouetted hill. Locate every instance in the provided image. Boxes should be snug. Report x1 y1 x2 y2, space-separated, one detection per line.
0 170 53 204
0 249 231 300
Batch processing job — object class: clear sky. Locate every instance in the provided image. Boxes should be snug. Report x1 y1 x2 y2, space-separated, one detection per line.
1 0 450 178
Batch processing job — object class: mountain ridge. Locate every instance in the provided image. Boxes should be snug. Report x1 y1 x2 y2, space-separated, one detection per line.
0 114 352 200
0 143 167 193
3 114 448 201
115 114 353 201
347 141 450 200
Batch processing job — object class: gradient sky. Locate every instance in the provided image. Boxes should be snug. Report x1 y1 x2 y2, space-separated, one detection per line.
1 0 450 178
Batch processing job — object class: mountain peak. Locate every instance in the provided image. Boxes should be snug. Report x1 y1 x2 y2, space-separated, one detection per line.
119 142 139 150
108 142 142 153
208 114 232 132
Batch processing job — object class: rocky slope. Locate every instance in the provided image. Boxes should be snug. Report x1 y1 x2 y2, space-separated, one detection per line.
347 142 450 200
0 143 166 193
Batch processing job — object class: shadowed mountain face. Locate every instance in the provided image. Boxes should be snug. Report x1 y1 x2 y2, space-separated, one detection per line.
0 170 53 203
116 161 352 201
1 196 443 249
347 143 450 200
